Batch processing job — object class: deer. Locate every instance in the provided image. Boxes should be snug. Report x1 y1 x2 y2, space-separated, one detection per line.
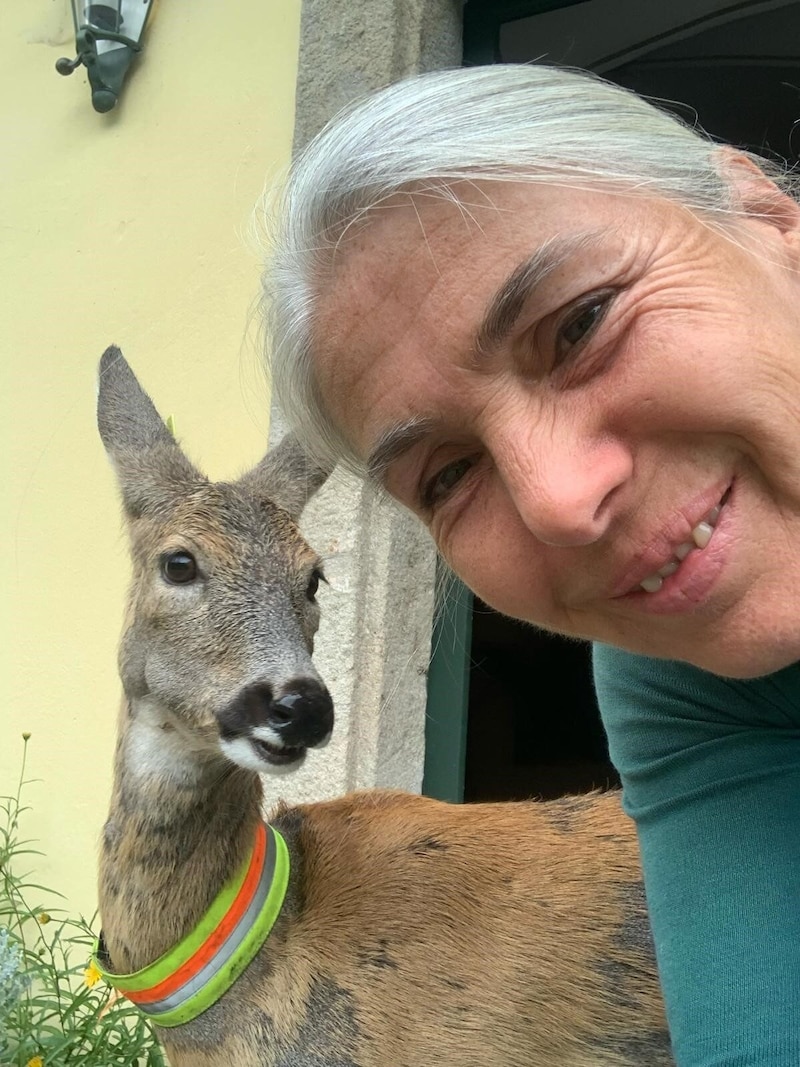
95 345 673 1067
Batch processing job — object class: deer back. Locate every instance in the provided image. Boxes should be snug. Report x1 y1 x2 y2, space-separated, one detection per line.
163 789 671 1067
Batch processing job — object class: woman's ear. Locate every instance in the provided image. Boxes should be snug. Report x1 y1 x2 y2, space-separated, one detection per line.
717 147 800 236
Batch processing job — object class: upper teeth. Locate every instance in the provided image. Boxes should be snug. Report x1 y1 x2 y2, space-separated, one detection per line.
639 503 722 593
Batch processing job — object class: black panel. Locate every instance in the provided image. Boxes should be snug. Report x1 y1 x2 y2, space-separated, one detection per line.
464 601 619 802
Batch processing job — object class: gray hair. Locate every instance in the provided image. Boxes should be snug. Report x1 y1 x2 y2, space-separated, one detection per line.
263 63 794 472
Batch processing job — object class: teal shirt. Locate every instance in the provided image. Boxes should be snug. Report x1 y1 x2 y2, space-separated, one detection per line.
593 645 800 1066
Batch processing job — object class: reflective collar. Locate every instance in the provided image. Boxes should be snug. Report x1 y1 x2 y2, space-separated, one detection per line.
95 823 289 1028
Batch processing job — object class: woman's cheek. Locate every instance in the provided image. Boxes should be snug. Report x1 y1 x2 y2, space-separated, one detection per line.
432 475 503 591
428 463 489 555
435 482 558 625
443 531 521 619
429 508 458 562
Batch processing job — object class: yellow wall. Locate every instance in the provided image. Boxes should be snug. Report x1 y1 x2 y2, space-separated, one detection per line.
1 1 301 920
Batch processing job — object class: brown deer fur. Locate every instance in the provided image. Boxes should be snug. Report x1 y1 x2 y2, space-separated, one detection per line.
96 347 672 1066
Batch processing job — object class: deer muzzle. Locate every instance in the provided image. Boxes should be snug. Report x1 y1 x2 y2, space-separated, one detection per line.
217 678 334 768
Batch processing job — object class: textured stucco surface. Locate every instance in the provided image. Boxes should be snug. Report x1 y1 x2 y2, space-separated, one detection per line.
266 0 463 804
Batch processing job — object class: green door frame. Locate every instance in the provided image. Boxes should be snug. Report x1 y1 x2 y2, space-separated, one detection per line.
422 567 473 802
421 0 594 802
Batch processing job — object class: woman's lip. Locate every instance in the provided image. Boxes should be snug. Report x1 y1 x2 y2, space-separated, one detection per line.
610 483 733 599
616 522 730 613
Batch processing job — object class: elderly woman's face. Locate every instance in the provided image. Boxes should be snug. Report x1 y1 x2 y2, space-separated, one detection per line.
312 177 800 676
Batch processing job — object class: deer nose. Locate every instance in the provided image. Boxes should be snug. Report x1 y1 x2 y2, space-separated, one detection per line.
267 680 334 748
218 678 334 751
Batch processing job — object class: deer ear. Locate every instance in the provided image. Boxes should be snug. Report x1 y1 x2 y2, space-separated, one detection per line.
237 433 330 521
97 346 203 516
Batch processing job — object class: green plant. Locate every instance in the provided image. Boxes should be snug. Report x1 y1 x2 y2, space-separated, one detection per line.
0 736 165 1067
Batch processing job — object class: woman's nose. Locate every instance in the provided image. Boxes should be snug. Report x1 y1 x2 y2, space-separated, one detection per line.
494 426 632 548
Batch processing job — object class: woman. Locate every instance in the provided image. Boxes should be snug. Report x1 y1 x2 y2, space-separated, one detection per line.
263 65 800 1065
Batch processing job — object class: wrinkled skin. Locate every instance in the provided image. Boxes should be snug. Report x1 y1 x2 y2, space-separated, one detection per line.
313 166 800 677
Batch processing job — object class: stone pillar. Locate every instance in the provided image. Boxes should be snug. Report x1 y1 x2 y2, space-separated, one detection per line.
268 0 463 803
292 0 464 153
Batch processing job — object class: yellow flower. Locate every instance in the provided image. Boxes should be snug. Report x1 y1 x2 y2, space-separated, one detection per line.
84 959 103 988
26 1057 44 1067
36 912 50 925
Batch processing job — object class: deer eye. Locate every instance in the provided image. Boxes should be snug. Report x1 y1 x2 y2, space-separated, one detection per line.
306 568 325 602
161 551 198 585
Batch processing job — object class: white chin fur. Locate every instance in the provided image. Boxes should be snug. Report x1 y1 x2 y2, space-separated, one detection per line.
127 700 207 785
250 724 285 747
219 736 306 776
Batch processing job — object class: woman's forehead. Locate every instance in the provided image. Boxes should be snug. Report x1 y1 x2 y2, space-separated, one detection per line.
316 181 644 328
326 181 654 279
309 182 657 452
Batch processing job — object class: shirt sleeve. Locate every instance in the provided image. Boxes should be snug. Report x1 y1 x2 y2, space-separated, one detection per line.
593 644 800 1067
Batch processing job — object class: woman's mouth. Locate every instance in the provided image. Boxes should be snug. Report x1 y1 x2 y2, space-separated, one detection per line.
627 486 733 601
637 487 731 593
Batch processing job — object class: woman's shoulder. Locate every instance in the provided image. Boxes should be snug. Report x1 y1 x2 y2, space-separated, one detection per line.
593 644 800 819
593 643 800 729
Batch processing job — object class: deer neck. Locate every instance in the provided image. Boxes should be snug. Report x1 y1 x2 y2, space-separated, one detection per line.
99 696 264 974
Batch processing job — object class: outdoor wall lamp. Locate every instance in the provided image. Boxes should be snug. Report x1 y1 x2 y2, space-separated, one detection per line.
56 1 155 113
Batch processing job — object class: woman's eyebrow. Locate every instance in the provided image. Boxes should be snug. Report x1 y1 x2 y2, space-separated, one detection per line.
366 416 438 487
473 230 600 360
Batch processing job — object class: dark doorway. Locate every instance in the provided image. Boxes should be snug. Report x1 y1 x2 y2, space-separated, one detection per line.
464 601 619 802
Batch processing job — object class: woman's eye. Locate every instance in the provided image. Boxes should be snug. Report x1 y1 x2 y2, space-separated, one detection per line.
161 551 198 585
555 290 615 362
423 456 473 509
306 568 325 602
